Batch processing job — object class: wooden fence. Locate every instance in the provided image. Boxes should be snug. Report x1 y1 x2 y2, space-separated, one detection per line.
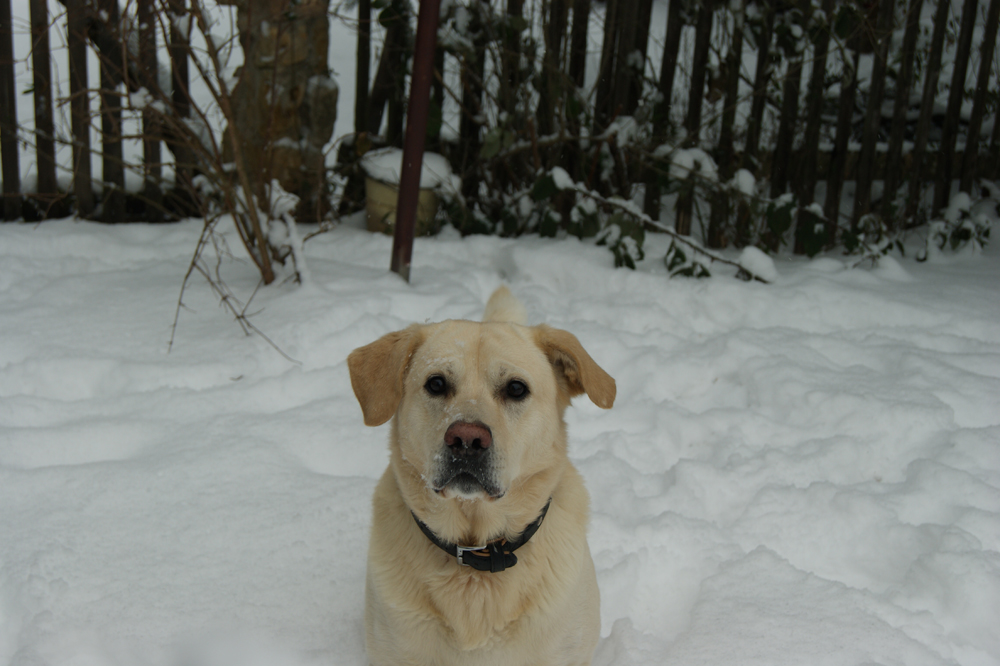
1 0 999 252
0 0 195 222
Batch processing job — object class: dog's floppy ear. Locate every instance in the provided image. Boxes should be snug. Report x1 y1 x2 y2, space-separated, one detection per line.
533 325 616 409
348 325 424 426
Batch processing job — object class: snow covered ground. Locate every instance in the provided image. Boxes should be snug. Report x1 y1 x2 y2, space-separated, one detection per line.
1 216 998 665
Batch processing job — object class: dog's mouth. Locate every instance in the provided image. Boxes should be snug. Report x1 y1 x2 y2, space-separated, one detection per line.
432 466 504 499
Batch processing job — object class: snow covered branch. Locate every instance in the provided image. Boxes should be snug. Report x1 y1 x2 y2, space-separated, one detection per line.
549 167 774 284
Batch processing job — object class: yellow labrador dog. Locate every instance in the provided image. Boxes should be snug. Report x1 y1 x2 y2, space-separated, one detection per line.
348 286 615 666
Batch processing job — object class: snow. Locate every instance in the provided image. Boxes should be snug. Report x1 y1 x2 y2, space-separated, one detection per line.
668 148 719 183
805 202 826 219
736 245 778 283
128 88 154 109
359 147 453 189
729 168 756 196
944 192 974 223
551 166 576 191
1 218 999 666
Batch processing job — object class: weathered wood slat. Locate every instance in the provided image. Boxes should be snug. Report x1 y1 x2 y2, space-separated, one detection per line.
708 2 745 249
798 0 835 209
354 0 370 137
883 0 922 226
169 0 193 196
934 0 978 212
139 0 162 219
642 0 682 220
67 0 93 216
98 0 124 221
743 4 774 170
907 0 950 222
853 0 895 226
0 0 21 220
824 50 859 232
676 0 714 237
29 0 56 214
960 0 1000 193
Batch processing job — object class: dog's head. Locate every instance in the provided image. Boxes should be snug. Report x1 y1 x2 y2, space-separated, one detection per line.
348 288 615 503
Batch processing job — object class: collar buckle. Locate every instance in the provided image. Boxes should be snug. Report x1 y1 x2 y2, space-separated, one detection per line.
455 544 486 567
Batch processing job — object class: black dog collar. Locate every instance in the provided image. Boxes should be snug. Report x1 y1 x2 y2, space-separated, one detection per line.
412 499 552 573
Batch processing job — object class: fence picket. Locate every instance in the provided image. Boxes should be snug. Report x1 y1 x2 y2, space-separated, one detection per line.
98 0 124 222
960 0 1000 193
139 0 162 219
29 0 56 215
798 0 834 210
708 1 745 250
643 0 682 221
935 0 979 212
0 0 20 220
66 0 93 216
853 0 895 227
676 0 714 237
883 0 922 226
169 0 192 199
354 0 369 137
824 51 859 234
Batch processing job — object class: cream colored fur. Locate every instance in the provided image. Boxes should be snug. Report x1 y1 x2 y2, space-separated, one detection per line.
348 287 615 666
482 285 528 325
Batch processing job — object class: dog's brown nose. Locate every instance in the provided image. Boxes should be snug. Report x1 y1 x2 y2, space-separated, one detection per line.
444 421 492 455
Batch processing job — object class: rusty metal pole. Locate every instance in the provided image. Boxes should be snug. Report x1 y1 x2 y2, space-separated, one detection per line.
390 0 441 282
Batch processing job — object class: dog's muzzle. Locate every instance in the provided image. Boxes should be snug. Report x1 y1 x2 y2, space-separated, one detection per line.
431 421 504 498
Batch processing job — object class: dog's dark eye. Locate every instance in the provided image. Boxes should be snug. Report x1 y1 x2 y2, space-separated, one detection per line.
425 375 448 396
506 380 529 400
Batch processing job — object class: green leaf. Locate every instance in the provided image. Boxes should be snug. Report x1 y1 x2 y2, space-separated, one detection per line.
951 225 972 251
664 239 709 278
538 211 559 238
508 15 529 32
566 91 583 120
501 208 520 236
798 209 827 258
480 127 504 159
766 198 795 240
842 230 859 254
579 213 600 238
567 202 599 239
665 242 688 271
833 5 860 40
530 174 558 202
378 0 407 28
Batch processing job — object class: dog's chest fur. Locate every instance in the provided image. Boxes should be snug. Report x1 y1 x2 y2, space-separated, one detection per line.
367 467 596 666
